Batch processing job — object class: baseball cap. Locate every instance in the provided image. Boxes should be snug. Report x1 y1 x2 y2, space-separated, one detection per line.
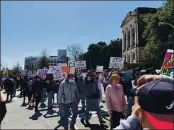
138 80 174 129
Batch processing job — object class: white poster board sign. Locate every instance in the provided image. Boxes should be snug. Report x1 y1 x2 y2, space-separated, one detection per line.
48 65 66 80
109 57 124 69
75 60 86 69
96 66 103 72
27 70 33 77
37 69 48 75
20 70 26 76
70 67 75 74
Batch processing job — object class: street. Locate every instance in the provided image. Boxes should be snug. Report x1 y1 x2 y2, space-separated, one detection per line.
1 88 110 129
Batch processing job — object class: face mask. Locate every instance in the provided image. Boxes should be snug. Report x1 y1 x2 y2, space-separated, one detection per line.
37 79 40 81
87 77 91 81
68 79 73 82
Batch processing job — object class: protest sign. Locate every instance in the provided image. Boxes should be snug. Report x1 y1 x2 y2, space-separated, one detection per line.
160 49 174 76
70 67 75 74
109 57 124 69
96 66 103 72
75 60 86 69
20 70 26 76
37 69 48 76
61 66 70 73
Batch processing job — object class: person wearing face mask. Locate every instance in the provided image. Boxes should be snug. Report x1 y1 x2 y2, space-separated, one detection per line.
32 76 42 114
82 73 105 127
106 74 126 129
113 76 174 130
58 73 79 130
75 73 86 111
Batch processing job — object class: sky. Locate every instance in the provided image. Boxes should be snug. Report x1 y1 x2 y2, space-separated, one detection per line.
1 1 164 69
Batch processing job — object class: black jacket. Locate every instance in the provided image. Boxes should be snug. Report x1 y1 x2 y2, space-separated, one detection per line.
0 101 7 124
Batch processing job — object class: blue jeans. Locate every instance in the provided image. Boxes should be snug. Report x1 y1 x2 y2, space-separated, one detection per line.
47 91 54 107
41 88 47 102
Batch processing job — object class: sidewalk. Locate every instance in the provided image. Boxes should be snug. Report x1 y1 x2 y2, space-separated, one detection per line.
1 90 110 129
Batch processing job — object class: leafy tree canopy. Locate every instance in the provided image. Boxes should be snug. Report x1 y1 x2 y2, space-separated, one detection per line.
81 39 122 69
142 0 174 67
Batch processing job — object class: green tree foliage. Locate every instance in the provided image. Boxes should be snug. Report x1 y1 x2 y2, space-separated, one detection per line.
37 49 50 69
81 39 122 69
142 0 174 67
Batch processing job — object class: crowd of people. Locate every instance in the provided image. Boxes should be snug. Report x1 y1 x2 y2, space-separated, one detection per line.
0 68 173 130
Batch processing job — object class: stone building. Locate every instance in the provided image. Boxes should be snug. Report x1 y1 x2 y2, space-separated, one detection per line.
121 7 157 65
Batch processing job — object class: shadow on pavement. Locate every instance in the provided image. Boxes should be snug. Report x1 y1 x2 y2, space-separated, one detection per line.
89 124 108 130
29 112 42 120
5 100 13 104
43 110 59 118
54 118 64 130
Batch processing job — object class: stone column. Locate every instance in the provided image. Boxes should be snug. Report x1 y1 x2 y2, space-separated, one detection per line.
130 52 132 63
122 31 125 52
126 29 129 50
134 26 137 46
130 27 133 48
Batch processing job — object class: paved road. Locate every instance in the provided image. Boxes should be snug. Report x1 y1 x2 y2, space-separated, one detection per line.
1 88 110 129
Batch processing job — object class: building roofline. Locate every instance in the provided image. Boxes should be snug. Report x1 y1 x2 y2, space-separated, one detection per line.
120 7 157 28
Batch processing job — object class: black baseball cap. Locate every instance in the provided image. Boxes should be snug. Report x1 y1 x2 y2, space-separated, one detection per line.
138 80 174 129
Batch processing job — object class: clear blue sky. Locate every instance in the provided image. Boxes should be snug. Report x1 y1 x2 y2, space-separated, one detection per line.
1 1 164 69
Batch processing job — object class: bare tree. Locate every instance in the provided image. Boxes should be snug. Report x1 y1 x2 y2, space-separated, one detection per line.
37 49 50 69
67 43 83 62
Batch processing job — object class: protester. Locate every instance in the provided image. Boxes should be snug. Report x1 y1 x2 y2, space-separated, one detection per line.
46 79 55 111
113 75 174 130
75 73 86 111
21 76 29 106
4 76 14 102
82 72 105 126
58 73 79 130
32 76 42 113
100 71 109 92
106 74 126 129
137 74 174 87
0 91 7 124
27 77 33 109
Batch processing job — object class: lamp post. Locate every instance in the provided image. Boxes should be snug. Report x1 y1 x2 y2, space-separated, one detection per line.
159 22 174 29
158 22 174 49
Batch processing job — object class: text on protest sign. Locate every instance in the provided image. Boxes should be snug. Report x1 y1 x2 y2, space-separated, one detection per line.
75 60 86 69
160 49 174 76
109 57 124 69
96 66 104 72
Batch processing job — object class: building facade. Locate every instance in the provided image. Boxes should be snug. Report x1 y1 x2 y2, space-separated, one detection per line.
58 49 67 60
24 56 67 69
121 7 157 64
24 56 38 70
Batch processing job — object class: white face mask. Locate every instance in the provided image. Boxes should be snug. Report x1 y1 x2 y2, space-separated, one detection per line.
87 77 91 81
68 79 74 82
